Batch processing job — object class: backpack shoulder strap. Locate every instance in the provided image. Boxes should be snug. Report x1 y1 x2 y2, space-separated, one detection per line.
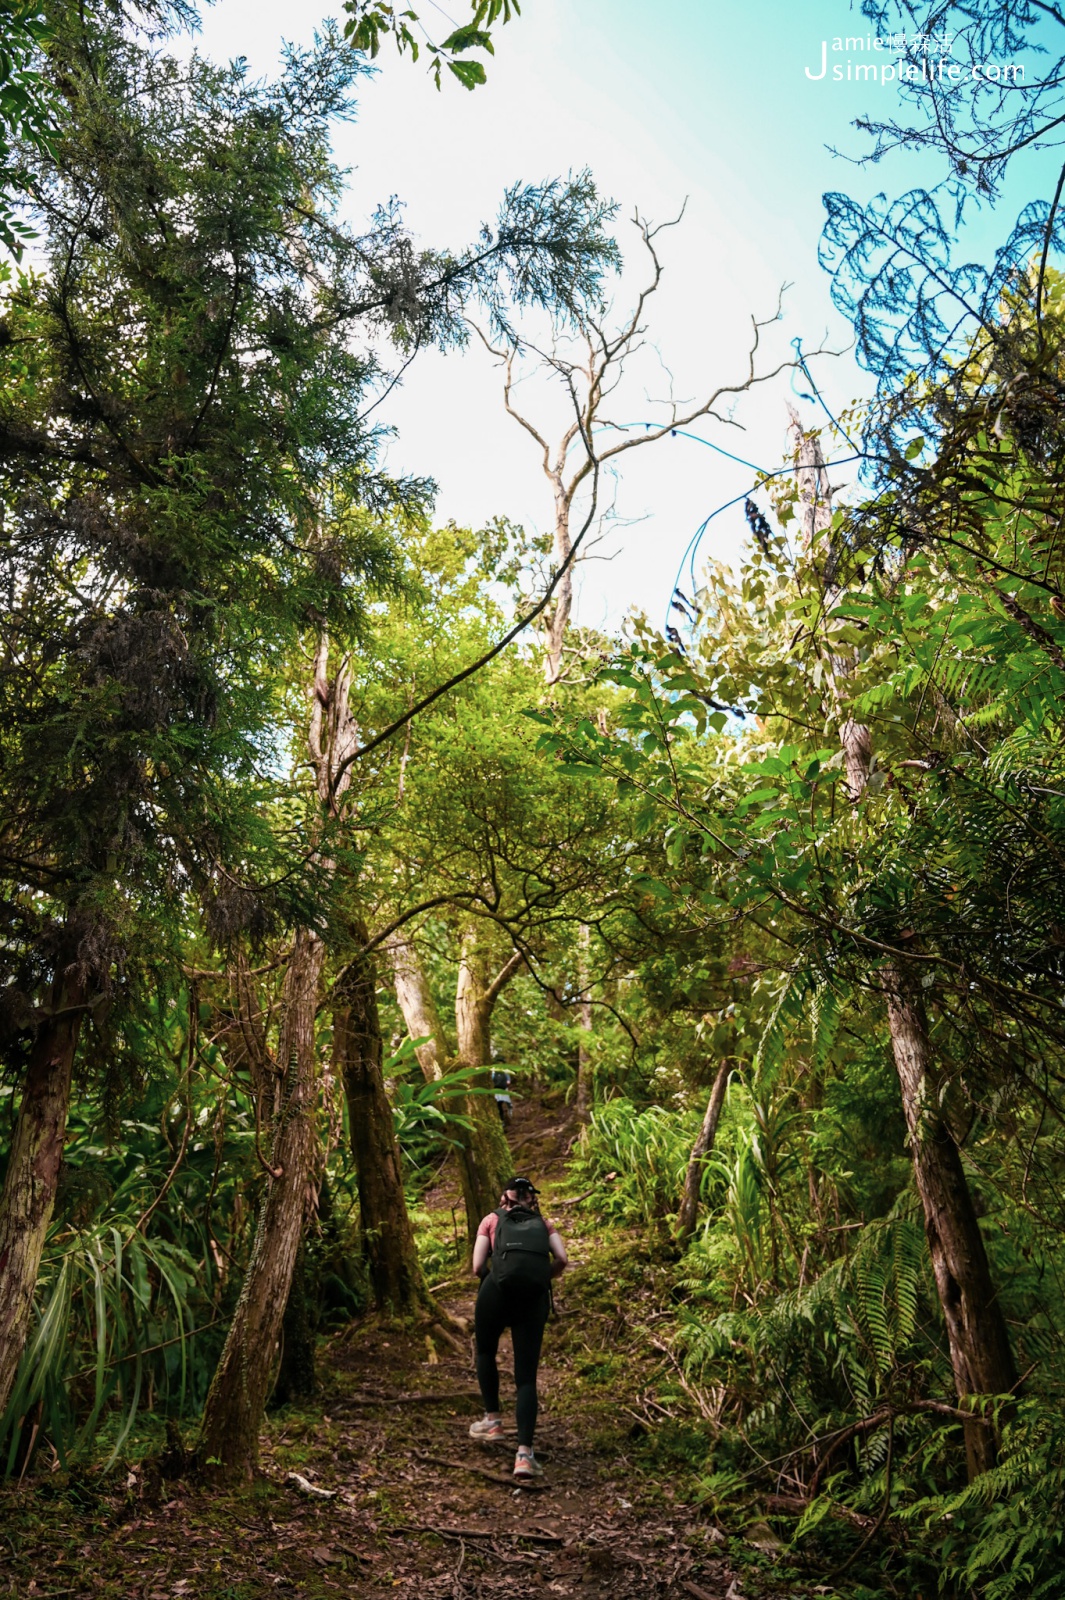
489 1208 508 1276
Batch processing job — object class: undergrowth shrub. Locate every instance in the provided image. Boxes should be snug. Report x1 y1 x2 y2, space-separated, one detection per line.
675 1212 956 1505
0 1212 202 1475
408 1199 466 1286
708 1212 933 1394
570 1098 705 1229
905 1400 1065 1598
383 1039 501 1171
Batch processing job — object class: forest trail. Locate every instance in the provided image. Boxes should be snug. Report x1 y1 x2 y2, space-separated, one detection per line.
1 1097 748 1600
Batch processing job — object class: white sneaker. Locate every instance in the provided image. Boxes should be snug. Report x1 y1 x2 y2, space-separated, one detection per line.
469 1414 504 1439
513 1448 543 1479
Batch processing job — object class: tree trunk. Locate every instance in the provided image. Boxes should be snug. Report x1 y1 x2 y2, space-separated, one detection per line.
336 945 425 1317
789 403 833 551
790 410 1016 1477
576 922 593 1120
383 932 448 1082
272 1242 316 1406
839 716 873 804
544 490 572 685
453 928 519 1237
196 926 325 1479
0 970 86 1417
789 407 873 804
385 930 518 1243
882 966 1017 1480
676 1061 729 1244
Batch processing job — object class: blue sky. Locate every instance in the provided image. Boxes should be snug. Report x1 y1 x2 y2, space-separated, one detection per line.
189 0 1056 630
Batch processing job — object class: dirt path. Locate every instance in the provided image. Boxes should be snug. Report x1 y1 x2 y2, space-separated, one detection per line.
263 1293 735 1600
0 1097 741 1600
267 1095 739 1599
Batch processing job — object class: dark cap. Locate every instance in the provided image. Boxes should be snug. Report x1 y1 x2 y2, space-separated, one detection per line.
504 1175 539 1196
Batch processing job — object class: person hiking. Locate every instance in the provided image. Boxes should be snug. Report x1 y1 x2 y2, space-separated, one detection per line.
468 1175 568 1479
491 1067 513 1127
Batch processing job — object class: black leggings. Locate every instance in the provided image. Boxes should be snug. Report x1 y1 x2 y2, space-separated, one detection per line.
474 1275 549 1447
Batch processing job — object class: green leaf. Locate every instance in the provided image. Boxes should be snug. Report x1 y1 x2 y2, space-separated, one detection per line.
447 57 488 87
440 25 493 51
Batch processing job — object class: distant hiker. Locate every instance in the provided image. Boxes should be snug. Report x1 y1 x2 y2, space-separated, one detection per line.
468 1176 568 1479
491 1067 513 1127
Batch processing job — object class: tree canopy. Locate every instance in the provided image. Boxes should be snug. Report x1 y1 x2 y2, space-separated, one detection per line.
4 2 1065 1596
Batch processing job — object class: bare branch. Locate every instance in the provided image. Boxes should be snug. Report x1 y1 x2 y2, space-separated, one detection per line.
485 947 526 1007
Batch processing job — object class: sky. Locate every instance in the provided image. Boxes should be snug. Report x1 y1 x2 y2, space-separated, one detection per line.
184 0 1055 634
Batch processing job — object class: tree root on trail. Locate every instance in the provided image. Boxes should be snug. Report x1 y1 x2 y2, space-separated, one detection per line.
508 1122 569 1156
413 1289 469 1351
552 1188 596 1209
331 1541 379 1564
412 1448 546 1490
394 1523 563 1545
423 1311 468 1353
285 1471 336 1499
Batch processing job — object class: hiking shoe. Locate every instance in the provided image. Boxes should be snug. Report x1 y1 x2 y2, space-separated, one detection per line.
513 1448 544 1479
469 1415 505 1440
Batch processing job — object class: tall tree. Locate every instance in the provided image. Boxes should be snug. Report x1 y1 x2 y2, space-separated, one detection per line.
334 939 426 1317
195 624 355 1477
790 411 1017 1476
476 213 800 684
0 14 395 1416
0 0 619 1417
535 368 1065 1473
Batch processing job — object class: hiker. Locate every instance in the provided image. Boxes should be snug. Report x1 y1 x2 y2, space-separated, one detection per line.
468 1176 568 1479
491 1067 513 1127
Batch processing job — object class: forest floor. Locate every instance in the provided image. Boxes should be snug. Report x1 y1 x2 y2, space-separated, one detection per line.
0 1097 803 1600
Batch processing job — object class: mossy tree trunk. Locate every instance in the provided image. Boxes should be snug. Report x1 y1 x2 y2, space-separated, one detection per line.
196 926 325 1478
272 1241 317 1407
385 927 520 1243
336 940 425 1317
0 964 86 1418
453 926 522 1237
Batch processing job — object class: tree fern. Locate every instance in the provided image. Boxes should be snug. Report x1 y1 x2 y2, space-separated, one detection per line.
753 969 809 1080
809 983 844 1077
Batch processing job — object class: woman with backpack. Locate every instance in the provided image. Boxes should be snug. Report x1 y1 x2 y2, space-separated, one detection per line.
468 1175 568 1479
